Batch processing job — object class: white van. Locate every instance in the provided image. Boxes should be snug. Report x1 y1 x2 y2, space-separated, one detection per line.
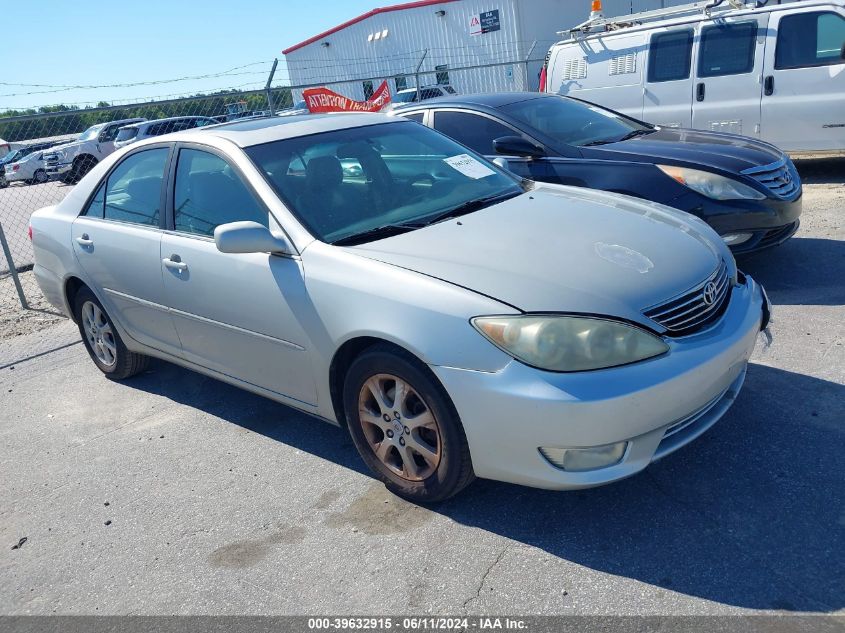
543 0 845 153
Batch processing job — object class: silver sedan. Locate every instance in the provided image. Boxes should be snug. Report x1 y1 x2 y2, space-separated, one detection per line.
30 114 769 502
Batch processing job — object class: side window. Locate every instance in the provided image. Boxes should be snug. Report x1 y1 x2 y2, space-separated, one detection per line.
648 29 694 82
433 111 516 155
698 22 758 77
99 125 122 143
402 112 425 123
776 11 845 69
173 148 268 237
97 148 169 225
81 182 106 218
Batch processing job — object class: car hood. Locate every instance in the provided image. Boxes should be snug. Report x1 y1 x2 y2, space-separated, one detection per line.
582 127 783 173
348 185 725 323
45 140 84 155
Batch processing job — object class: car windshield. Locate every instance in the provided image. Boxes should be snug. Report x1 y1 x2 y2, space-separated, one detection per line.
1 150 23 164
393 91 417 103
246 121 522 245
500 96 653 147
78 124 106 141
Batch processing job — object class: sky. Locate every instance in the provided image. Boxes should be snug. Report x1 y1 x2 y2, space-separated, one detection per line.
2 0 381 111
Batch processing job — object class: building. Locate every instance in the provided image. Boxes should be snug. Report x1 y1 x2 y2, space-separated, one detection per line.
282 0 686 102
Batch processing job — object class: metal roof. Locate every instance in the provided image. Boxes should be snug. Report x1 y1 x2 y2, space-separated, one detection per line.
282 0 459 54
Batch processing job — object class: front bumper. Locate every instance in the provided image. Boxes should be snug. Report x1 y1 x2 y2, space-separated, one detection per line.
431 274 766 490
671 190 803 254
45 161 72 176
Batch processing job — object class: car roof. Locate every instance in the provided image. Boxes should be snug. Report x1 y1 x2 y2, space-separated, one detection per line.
136 112 400 149
396 91 551 110
120 115 213 131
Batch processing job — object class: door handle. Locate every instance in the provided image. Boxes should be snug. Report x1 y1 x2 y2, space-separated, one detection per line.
764 75 775 96
75 234 93 247
696 82 705 102
162 255 188 272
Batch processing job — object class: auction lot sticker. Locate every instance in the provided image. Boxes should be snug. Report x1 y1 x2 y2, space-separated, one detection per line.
443 154 495 179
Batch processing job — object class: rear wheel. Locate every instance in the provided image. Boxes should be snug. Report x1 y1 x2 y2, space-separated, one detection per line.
33 169 48 184
73 287 149 379
343 345 474 503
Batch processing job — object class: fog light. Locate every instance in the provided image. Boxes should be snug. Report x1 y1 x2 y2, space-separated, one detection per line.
539 442 628 472
722 232 753 246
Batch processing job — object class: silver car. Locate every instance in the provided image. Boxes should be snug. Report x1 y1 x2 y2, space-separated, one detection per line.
30 114 769 502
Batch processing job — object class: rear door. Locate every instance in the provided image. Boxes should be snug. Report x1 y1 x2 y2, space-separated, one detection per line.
643 27 695 127
761 7 845 151
691 13 770 137
72 145 182 353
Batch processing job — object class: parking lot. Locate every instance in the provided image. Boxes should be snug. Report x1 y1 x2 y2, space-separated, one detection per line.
0 157 842 617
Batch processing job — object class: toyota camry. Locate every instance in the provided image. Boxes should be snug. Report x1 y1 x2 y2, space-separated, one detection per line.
30 114 770 502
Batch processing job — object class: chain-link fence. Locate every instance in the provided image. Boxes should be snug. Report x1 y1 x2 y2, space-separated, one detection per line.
0 44 542 337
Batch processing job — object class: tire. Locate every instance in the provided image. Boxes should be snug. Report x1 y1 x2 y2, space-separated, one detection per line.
73 286 149 380
70 156 97 184
343 344 474 503
33 169 48 184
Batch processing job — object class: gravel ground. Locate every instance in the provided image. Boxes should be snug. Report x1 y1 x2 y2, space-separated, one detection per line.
0 158 842 618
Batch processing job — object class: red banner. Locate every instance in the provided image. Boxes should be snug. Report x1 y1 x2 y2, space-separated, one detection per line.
303 81 392 114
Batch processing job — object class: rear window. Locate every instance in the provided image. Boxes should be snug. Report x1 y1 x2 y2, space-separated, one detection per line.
698 22 758 77
776 11 845 69
115 128 139 142
648 29 694 82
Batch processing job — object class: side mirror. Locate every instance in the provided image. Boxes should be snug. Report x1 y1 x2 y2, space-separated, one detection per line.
214 221 291 255
493 136 545 159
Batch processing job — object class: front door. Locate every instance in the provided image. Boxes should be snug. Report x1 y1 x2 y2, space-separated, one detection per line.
761 7 845 151
691 14 770 137
430 109 554 182
160 146 317 406
72 146 181 353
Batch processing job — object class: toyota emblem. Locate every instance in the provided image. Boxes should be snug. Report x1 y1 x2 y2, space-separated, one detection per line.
702 281 719 306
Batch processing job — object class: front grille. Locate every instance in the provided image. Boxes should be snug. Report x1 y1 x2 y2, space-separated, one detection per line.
758 221 799 249
741 156 801 200
644 261 731 335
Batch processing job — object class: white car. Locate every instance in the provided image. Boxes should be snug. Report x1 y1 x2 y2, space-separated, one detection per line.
43 118 145 183
113 116 218 150
392 84 458 106
1 140 67 186
543 0 845 152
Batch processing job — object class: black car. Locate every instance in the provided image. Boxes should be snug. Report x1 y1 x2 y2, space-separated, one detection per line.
393 93 802 254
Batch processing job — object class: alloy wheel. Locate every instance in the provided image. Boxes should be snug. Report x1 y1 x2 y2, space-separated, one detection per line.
358 373 442 481
81 300 117 367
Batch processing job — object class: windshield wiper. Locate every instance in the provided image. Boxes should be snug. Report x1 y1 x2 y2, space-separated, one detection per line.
616 128 656 142
581 128 655 147
418 190 523 227
332 223 420 246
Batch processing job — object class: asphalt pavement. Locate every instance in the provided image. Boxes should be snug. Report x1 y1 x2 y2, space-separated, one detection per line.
0 161 842 616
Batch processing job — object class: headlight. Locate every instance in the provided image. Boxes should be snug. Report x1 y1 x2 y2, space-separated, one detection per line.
657 165 765 201
472 315 669 372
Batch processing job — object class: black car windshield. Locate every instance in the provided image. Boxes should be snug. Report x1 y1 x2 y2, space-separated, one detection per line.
393 91 418 103
246 121 522 245
501 96 652 147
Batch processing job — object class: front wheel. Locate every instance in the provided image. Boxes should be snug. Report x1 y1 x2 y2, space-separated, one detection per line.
343 345 474 503
73 287 149 379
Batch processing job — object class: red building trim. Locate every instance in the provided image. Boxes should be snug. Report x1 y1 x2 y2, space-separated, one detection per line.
282 0 460 54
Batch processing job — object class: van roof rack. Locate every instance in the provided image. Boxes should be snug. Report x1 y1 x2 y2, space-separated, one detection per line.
560 0 758 37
